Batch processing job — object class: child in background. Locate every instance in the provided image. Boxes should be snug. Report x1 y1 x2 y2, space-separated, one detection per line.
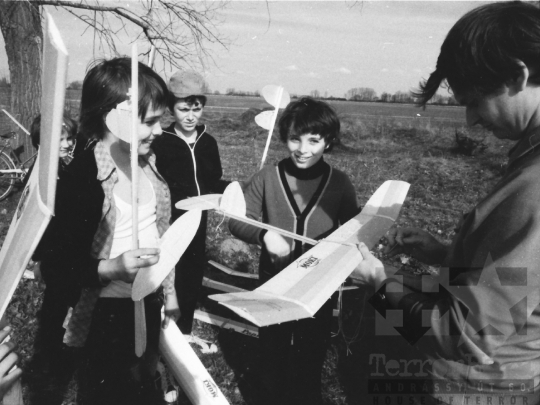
36 57 179 405
26 112 78 405
30 113 77 166
228 97 359 405
152 70 226 351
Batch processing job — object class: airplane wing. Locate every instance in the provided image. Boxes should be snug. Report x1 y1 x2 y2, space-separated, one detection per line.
209 180 410 327
132 209 202 301
175 194 222 211
0 12 67 319
160 321 230 405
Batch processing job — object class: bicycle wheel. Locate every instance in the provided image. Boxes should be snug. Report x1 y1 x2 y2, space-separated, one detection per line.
0 152 16 201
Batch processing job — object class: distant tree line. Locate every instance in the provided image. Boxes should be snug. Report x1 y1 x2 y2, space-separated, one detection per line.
339 86 458 105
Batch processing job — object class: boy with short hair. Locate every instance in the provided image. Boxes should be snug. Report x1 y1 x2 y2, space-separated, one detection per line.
229 97 359 405
152 70 226 349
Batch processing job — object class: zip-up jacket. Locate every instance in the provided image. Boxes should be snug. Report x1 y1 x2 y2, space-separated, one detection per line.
152 123 225 220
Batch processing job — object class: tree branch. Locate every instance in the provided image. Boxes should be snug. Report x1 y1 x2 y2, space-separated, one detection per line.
31 0 230 71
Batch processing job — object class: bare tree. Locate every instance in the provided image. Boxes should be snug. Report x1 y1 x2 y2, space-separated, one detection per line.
0 0 228 159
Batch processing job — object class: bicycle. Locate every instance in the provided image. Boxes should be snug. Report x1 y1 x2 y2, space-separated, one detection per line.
0 131 37 201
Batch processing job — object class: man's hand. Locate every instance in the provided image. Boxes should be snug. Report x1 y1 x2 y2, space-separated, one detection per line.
384 227 448 264
350 243 387 289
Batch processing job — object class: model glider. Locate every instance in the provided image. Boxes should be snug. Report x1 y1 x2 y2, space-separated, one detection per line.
209 180 410 327
160 321 229 405
105 45 150 356
0 13 67 404
256 85 291 169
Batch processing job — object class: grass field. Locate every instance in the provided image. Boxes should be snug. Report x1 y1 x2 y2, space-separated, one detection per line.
0 100 508 404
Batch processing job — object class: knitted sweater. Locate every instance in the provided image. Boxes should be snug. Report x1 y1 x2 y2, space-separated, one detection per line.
229 158 359 279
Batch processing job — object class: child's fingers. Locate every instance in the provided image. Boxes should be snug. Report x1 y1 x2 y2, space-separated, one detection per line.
0 365 22 393
136 248 160 258
0 351 18 377
0 342 15 363
138 255 159 269
0 327 11 344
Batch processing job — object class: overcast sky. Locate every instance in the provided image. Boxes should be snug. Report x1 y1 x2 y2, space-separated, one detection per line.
0 1 488 98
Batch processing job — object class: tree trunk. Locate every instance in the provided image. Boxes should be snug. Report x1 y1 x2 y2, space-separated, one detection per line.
0 1 41 161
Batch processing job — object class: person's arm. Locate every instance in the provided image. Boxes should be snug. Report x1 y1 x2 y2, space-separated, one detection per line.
228 169 266 245
205 135 226 193
384 227 449 265
39 171 160 293
352 244 493 363
353 186 540 362
228 168 291 268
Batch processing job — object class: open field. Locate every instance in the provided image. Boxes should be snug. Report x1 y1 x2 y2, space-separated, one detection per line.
203 95 466 122
0 98 508 404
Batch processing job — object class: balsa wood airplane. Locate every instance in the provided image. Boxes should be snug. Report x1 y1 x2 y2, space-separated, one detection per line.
0 13 67 404
176 180 410 327
160 320 229 405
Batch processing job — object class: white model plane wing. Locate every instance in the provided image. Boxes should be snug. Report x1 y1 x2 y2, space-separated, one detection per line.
0 12 66 321
209 180 410 327
132 209 202 301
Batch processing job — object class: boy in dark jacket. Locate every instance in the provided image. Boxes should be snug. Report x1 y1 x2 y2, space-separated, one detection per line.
152 70 226 350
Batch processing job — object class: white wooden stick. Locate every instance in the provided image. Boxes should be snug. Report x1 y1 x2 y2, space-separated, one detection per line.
259 86 283 170
208 260 258 279
148 45 156 68
225 210 317 245
130 45 147 358
1 109 30 136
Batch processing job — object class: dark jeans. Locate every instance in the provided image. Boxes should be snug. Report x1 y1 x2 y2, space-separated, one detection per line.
256 297 335 405
27 287 78 405
174 210 207 334
79 291 164 405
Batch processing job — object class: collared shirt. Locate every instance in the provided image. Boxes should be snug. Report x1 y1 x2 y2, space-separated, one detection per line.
64 141 173 347
506 131 540 170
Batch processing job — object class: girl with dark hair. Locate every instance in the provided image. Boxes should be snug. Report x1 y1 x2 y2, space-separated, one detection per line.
37 57 179 405
229 97 359 405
